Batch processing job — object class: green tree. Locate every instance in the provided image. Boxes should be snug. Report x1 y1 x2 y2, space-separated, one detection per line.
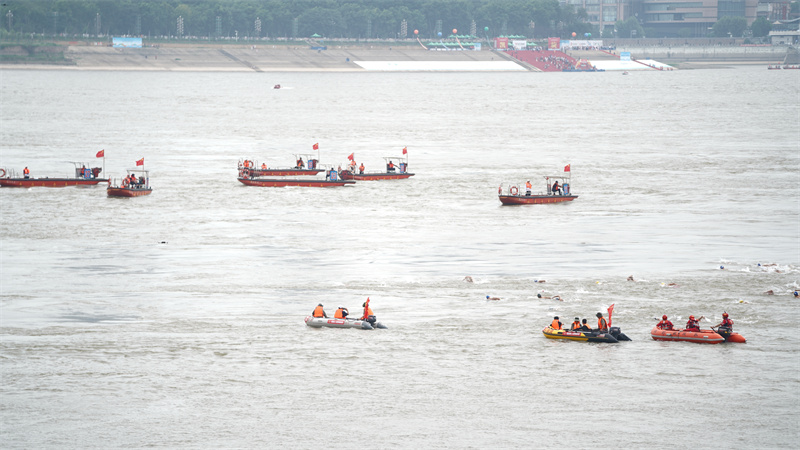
750 16 772 38
712 16 747 37
615 17 644 38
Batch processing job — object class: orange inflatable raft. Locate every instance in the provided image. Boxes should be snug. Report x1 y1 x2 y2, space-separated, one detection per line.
650 327 725 344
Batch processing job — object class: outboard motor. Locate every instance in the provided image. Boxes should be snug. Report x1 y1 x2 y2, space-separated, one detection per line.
360 321 374 330
716 326 732 341
610 326 631 341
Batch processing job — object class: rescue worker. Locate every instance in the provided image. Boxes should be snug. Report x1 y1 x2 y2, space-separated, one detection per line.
550 316 562 330
359 163 365 174
387 161 395 172
361 300 376 327
715 312 733 330
685 315 702 332
657 315 674 330
296 157 304 169
261 163 267 170
23 167 30 179
570 317 581 330
525 180 532 196
334 306 349 319
596 312 608 332
552 180 561 195
580 318 592 331
312 303 327 318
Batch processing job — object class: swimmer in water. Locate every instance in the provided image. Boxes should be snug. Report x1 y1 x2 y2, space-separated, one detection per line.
486 295 500 301
463 276 474 283
537 293 563 301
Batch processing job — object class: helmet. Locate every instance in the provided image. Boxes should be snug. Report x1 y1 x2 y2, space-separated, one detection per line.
575 317 580 321
662 315 667 320
722 313 728 318
689 315 695 320
486 295 490 299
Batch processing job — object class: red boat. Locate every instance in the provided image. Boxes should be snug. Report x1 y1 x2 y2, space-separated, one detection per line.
238 177 354 187
499 168 577 205
238 155 324 178
0 163 108 188
107 169 152 197
340 156 414 181
650 326 724 344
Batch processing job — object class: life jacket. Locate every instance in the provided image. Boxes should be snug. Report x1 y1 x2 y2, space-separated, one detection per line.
359 164 364 171
361 307 373 320
722 318 733 327
571 321 581 330
23 167 29 175
526 182 532 190
261 163 267 169
658 320 673 330
686 319 699 330
334 308 347 319
312 305 325 318
597 317 608 330
551 319 562 330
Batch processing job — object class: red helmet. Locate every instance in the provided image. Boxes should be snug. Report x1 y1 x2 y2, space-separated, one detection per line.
722 313 729 318
662 315 668 320
689 315 695 320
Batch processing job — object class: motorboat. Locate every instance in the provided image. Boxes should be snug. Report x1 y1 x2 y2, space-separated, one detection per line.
304 316 387 330
499 164 577 205
0 162 107 188
107 169 152 197
542 326 630 343
650 327 724 344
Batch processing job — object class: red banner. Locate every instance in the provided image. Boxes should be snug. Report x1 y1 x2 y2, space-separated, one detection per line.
96 150 104 158
402 147 408 155
312 143 319 150
548 37 561 50
347 153 354 161
136 158 144 166
564 164 570 172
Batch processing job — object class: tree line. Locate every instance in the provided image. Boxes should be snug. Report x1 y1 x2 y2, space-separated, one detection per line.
1 0 591 40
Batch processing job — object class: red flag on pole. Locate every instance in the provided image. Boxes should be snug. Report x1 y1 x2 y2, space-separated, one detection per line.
312 143 319 150
607 304 615 327
347 153 354 161
136 158 144 166
402 147 408 155
564 164 571 172
96 150 105 158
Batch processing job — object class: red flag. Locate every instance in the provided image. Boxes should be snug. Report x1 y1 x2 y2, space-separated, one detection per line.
136 158 144 166
607 304 615 327
347 153 354 161
312 143 319 150
564 164 570 172
96 150 105 158
402 147 408 155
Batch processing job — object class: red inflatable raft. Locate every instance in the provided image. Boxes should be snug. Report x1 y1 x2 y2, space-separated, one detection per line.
650 327 725 344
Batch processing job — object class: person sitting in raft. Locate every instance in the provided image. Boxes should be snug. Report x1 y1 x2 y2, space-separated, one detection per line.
387 161 395 172
334 306 349 319
359 163 365 174
570 317 582 330
552 180 561 195
715 312 733 330
596 312 608 332
550 316 563 330
525 180 532 196
579 319 592 331
296 157 304 169
685 315 703 332
657 315 674 330
361 301 376 327
23 167 30 179
312 304 327 318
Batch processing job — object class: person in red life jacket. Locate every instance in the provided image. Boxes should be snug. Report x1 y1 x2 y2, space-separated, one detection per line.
387 160 395 172
296 157 304 169
685 315 703 332
570 317 581 330
550 316 563 330
525 180 532 196
359 163 365 174
715 312 733 330
261 163 267 170
334 306 349 319
361 300 377 327
657 315 674 330
596 312 608 332
23 167 30 179
312 304 327 318
552 180 561 195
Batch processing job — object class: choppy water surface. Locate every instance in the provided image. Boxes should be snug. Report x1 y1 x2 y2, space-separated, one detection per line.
1 67 799 448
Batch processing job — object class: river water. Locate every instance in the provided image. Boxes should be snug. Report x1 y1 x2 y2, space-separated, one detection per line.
1 66 799 448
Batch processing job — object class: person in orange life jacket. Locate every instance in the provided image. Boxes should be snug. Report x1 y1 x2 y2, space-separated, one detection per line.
312 304 327 318
359 163 365 174
552 180 561 195
657 315 674 330
715 312 733 330
525 180 532 196
685 315 703 332
579 318 592 331
361 301 376 327
550 316 563 330
296 157 304 169
334 306 349 319
570 317 581 330
23 167 30 179
261 163 267 170
387 161 395 172
596 312 608 332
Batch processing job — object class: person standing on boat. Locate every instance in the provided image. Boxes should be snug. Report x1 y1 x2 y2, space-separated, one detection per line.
550 316 563 330
685 315 703 332
715 312 733 330
359 163 365 174
525 180 532 196
361 299 376 327
570 317 581 330
334 306 349 319
657 315 674 330
23 167 30 179
596 312 608 332
312 304 327 318
552 180 561 195
387 161 395 172
296 157 304 169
